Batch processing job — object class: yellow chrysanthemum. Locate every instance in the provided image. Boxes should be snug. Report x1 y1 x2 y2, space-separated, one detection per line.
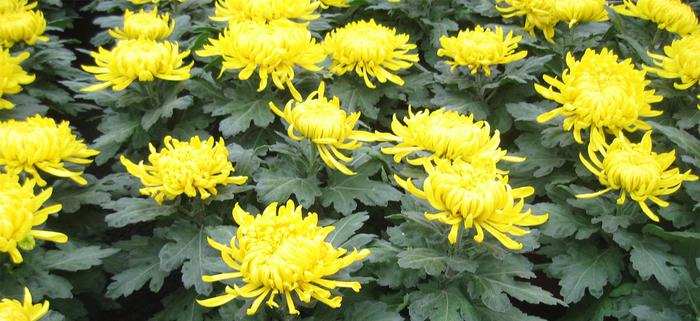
0 9 48 47
0 288 49 320
0 49 35 110
374 108 524 167
496 0 559 43
197 20 325 101
646 33 700 93
0 115 99 187
128 0 187 4
613 0 699 36
0 173 66 264
578 131 698 222
269 82 376 175
536 48 663 148
81 39 192 92
108 7 174 41
437 25 527 76
553 0 609 27
120 136 248 204
324 19 419 88
197 200 370 315
0 0 36 13
211 0 319 23
395 160 548 249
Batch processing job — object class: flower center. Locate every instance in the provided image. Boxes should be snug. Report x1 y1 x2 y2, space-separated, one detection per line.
604 147 662 194
410 113 496 161
291 100 348 140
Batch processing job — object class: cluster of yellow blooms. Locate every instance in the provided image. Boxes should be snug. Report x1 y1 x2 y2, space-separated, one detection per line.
0 288 49 321
645 33 700 108
0 49 34 110
614 0 699 36
82 5 192 92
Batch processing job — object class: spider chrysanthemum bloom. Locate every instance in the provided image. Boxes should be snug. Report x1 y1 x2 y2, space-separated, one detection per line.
496 0 559 43
613 0 699 36
645 33 700 93
0 9 48 47
536 48 663 148
324 19 419 88
0 115 99 187
395 160 548 249
0 173 66 264
120 136 248 204
269 82 376 175
374 108 524 167
211 0 320 23
0 288 49 320
553 0 609 27
108 7 174 41
198 200 370 315
197 20 325 100
0 0 36 13
437 25 527 76
81 39 192 92
0 49 35 110
579 131 698 222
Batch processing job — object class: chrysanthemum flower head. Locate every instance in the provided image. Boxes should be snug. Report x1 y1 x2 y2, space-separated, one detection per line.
496 0 559 42
613 0 699 36
120 136 248 204
646 33 700 92
324 19 419 88
269 82 376 175
375 108 524 167
0 49 35 110
0 9 48 47
578 131 698 222
198 200 370 315
0 173 66 264
0 115 99 186
0 288 49 320
109 7 174 41
0 0 36 13
211 0 320 23
536 48 663 148
197 19 325 100
553 0 609 27
82 39 192 92
395 159 548 249
438 25 527 76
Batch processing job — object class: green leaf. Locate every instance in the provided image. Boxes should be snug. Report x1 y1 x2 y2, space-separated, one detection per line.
321 164 402 215
343 301 402 321
431 86 488 120
104 198 178 228
39 246 119 272
475 306 546 321
157 220 214 295
630 238 684 290
203 83 276 137
142 95 192 130
506 102 548 122
397 248 447 276
503 55 553 84
93 112 140 165
329 77 383 119
533 202 597 239
149 290 206 321
513 133 567 177
327 212 369 247
547 243 624 303
254 167 321 208
650 121 700 161
106 236 169 299
407 284 479 321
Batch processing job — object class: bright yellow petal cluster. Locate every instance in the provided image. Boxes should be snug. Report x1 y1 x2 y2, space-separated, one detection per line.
108 7 174 41
81 39 192 92
120 136 248 204
0 288 49 320
197 19 325 100
613 0 699 36
0 49 34 110
496 0 559 42
211 0 320 23
437 25 527 76
578 131 698 222
646 33 700 94
0 115 99 186
0 173 66 264
536 48 663 148
396 160 548 249
0 4 48 48
198 200 370 315
269 82 376 175
553 0 608 28
324 19 419 88
375 108 524 168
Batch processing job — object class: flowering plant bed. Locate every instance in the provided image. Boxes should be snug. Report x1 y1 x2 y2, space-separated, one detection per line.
1 0 700 320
